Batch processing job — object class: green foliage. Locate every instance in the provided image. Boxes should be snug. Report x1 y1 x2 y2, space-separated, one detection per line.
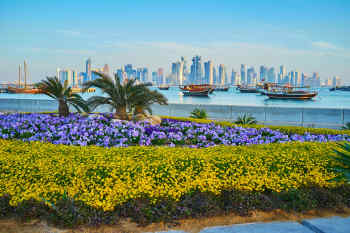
190 108 208 119
342 122 350 130
35 77 90 117
330 142 350 182
83 71 167 119
234 113 257 125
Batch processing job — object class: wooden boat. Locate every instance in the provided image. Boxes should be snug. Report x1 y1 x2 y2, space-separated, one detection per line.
330 86 350 91
182 88 210 97
7 86 43 94
266 91 318 100
214 85 230 91
238 87 259 93
180 84 215 93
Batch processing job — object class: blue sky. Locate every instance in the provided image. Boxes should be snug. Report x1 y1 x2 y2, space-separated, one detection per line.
1 0 349 82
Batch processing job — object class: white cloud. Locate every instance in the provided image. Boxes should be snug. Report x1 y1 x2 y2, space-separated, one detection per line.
312 41 337 49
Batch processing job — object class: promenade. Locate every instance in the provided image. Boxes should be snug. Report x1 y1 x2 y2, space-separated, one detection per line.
153 216 350 233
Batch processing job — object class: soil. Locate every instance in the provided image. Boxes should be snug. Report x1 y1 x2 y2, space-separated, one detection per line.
1 208 350 233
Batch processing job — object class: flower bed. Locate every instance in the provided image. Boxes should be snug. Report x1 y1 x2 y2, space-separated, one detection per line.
0 113 349 147
1 139 350 226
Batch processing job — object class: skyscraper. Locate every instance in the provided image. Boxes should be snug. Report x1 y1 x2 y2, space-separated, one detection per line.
103 64 110 75
247 67 255 85
158 68 164 84
240 64 247 84
312 72 321 87
218 64 226 85
231 69 236 85
86 58 91 81
279 65 286 84
267 67 276 83
190 56 202 84
204 61 214 85
332 76 341 87
259 65 267 82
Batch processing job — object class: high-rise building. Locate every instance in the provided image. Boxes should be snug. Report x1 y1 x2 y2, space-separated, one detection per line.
152 71 158 84
259 65 267 82
279 65 286 84
190 56 202 84
240 64 247 84
332 76 342 87
204 61 214 85
86 58 92 81
295 71 301 86
57 69 77 87
103 64 110 75
213 67 217 84
218 64 226 85
231 69 237 85
158 68 164 84
247 67 255 85
267 67 276 83
312 72 321 87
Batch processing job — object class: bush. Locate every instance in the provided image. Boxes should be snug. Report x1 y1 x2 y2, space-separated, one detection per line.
1 139 350 226
234 113 257 125
189 108 208 119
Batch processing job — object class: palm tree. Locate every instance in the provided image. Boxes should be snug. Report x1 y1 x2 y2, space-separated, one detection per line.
35 77 89 117
234 113 257 125
190 108 208 119
83 71 167 120
132 88 168 116
342 122 350 130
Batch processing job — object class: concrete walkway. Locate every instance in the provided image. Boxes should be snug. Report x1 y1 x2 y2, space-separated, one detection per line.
152 216 350 233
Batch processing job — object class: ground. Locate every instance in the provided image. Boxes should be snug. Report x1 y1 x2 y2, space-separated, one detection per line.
1 208 350 233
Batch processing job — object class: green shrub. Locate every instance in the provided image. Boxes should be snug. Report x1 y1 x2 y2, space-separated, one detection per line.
189 108 208 119
234 113 257 125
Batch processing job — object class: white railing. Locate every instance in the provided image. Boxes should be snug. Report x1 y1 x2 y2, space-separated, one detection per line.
0 98 349 129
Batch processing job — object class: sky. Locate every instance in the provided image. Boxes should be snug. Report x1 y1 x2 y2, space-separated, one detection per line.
0 0 350 83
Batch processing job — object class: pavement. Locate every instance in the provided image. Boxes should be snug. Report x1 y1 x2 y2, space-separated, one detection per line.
152 216 350 233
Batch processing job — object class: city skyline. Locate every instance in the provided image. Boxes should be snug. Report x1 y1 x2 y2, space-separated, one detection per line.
53 56 338 87
1 0 349 83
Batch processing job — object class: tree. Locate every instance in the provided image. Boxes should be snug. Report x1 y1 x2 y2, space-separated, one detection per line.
83 71 167 120
35 77 89 117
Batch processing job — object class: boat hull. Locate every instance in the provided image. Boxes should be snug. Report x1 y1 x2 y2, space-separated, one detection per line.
7 87 43 94
266 92 318 100
182 89 210 97
239 88 259 93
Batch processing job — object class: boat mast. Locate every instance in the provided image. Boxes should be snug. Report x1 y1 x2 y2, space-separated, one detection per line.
24 60 27 88
18 64 21 88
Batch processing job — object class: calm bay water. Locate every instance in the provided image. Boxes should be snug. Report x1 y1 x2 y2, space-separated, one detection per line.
1 87 350 109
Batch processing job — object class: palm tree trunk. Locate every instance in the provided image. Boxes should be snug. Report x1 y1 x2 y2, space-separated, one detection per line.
115 106 128 120
134 105 144 115
58 100 69 117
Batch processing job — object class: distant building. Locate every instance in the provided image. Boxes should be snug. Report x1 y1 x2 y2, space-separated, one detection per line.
86 58 92 81
103 64 110 75
190 56 202 84
332 76 342 87
152 71 158 84
57 69 78 87
218 64 226 85
204 61 214 85
312 72 321 87
259 65 267 82
240 64 247 84
267 67 276 83
231 69 237 85
247 67 255 85
158 68 164 84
